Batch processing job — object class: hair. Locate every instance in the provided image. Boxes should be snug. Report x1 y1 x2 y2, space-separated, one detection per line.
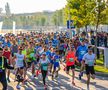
0 48 3 51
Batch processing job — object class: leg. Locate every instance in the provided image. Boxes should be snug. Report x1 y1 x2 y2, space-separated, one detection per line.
91 74 95 79
56 66 60 77
50 63 53 73
72 69 75 85
66 66 69 74
87 74 90 90
41 70 47 85
1 76 7 90
7 69 10 82
52 67 56 80
79 63 84 80
32 62 35 75
90 66 95 79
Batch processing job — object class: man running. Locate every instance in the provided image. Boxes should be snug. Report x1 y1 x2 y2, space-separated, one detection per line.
76 39 88 80
82 46 96 90
0 48 14 90
13 46 26 89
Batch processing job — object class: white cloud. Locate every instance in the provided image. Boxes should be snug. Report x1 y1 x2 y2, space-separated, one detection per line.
0 0 67 14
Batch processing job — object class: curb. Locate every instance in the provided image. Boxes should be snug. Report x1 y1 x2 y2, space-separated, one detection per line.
75 69 108 77
95 72 108 77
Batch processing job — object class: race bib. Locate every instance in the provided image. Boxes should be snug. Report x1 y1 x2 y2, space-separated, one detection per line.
56 59 59 62
18 60 23 65
30 53 35 57
69 58 74 62
81 51 85 55
43 66 48 71
88 61 94 66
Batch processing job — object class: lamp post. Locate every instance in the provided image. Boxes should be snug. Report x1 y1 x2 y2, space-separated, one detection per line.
68 6 72 39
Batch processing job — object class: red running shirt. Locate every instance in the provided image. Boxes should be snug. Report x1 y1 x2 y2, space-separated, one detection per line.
3 51 11 60
66 51 77 66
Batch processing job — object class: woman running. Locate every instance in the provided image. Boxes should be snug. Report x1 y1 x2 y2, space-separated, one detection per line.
38 53 50 89
13 46 26 89
65 46 78 85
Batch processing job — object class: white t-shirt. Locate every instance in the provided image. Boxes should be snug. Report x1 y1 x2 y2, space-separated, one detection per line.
83 53 96 66
15 53 24 68
39 58 50 64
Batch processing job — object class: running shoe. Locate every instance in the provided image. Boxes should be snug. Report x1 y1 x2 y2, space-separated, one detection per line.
44 85 47 90
7 78 10 83
79 72 83 80
72 81 75 86
31 75 35 79
79 74 82 80
16 85 21 89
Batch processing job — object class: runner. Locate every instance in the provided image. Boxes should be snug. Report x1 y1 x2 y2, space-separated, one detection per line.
0 48 14 90
65 46 78 85
38 53 50 89
26 42 36 79
76 39 88 80
52 50 61 80
3 45 12 82
49 47 56 74
13 46 26 89
11 40 18 57
82 46 96 90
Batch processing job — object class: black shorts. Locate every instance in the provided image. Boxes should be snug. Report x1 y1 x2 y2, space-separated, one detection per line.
17 66 24 69
59 50 64 55
66 65 75 72
12 53 14 57
27 62 32 67
85 65 95 75
27 61 36 68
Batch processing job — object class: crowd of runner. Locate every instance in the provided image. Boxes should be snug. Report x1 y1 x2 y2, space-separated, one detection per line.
0 31 96 90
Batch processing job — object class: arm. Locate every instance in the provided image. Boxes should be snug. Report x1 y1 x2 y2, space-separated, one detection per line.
4 58 14 69
82 54 86 66
24 55 27 67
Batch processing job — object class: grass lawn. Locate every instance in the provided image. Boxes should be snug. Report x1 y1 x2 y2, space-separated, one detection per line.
95 55 108 74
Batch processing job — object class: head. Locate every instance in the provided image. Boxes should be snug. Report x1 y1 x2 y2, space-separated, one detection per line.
42 53 46 59
29 42 33 47
18 46 23 54
70 46 75 51
81 39 85 46
4 45 9 51
55 50 59 55
88 46 93 54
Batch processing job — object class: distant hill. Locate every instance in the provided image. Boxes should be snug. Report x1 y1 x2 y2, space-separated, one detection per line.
1 10 64 29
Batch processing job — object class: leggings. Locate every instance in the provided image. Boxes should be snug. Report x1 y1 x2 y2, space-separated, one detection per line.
41 70 47 85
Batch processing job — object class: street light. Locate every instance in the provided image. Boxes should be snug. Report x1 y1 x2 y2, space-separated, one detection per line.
68 6 72 39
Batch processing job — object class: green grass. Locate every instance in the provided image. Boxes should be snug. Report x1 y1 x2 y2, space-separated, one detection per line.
95 55 108 74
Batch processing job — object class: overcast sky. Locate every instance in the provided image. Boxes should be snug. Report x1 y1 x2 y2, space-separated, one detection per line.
0 0 67 14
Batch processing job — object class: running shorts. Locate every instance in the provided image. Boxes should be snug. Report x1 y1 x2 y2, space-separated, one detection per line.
85 64 95 75
66 65 75 72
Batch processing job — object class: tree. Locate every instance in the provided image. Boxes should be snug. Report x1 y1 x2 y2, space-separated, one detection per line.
5 2 11 17
65 0 96 31
52 9 64 26
41 17 46 26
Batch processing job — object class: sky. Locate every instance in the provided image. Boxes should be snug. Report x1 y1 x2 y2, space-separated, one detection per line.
0 0 67 14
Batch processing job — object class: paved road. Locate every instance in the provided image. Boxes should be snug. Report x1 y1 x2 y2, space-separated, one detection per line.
0 65 108 90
